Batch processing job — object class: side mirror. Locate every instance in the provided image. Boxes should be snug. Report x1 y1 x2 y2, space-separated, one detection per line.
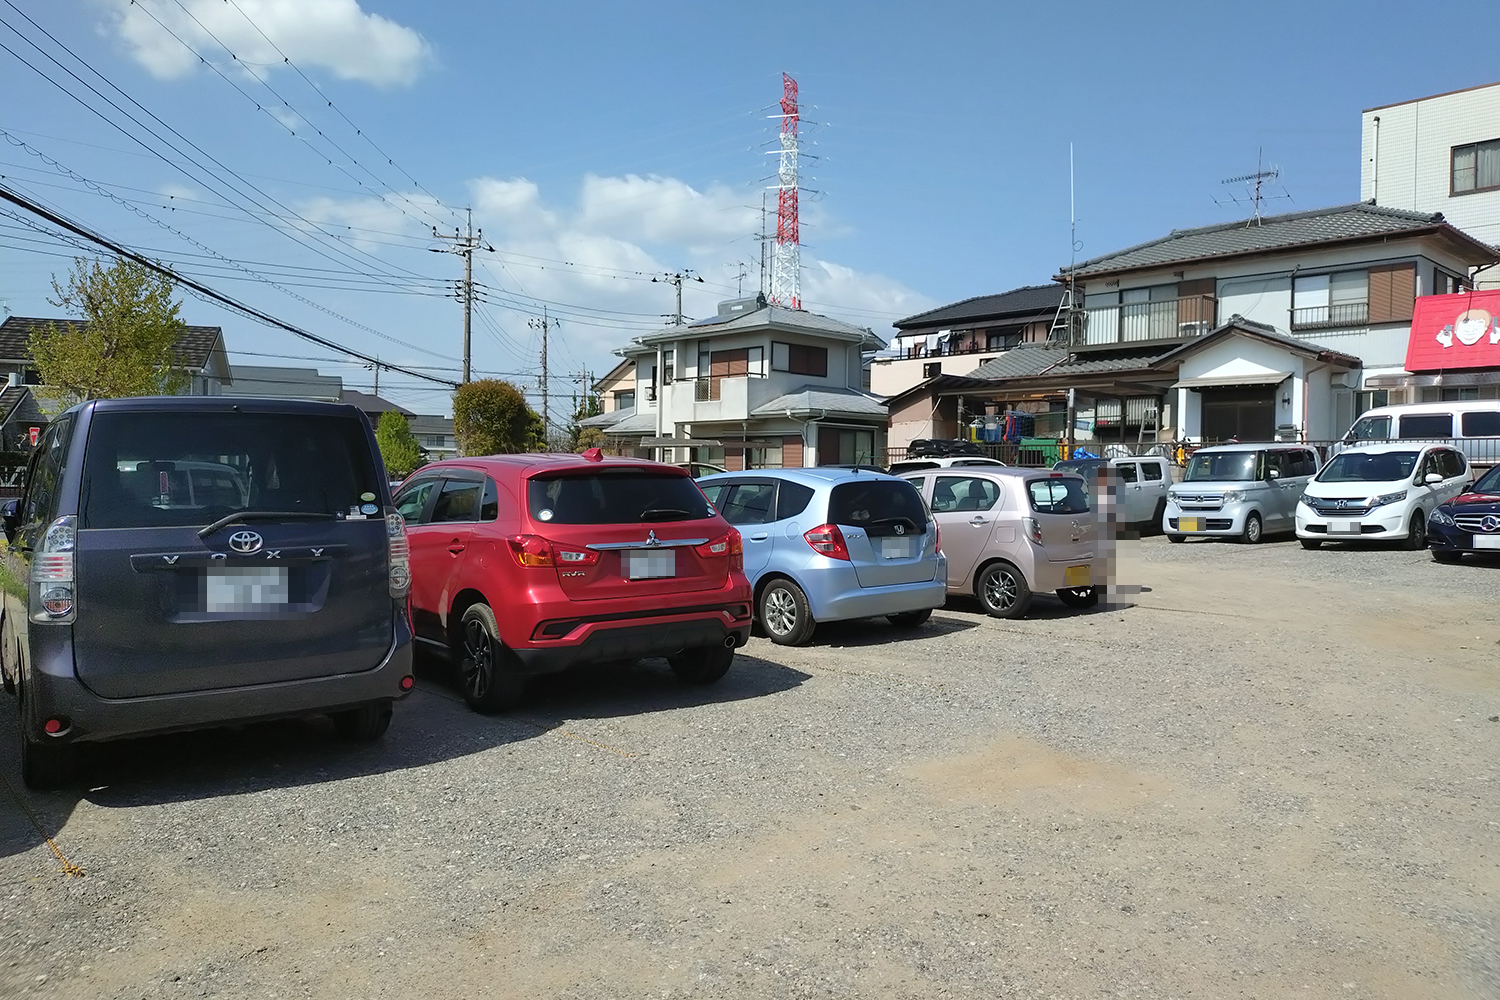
1424 472 1443 485
1 498 18 543
1267 468 1281 480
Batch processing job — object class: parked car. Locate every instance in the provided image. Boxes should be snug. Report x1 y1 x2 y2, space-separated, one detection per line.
905 438 985 459
1297 443 1472 549
675 462 727 478
887 456 1007 476
696 468 946 645
899 467 1103 619
822 463 890 474
395 451 751 711
1428 462 1500 562
1052 455 1171 529
0 397 415 789
1163 443 1320 543
1339 399 1500 466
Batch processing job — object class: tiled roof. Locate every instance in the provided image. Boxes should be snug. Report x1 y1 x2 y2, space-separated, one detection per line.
632 303 883 349
1045 351 1167 376
750 385 887 418
895 284 1065 330
0 385 27 422
601 409 658 434
579 406 633 429
967 345 1068 379
1150 316 1361 369
0 316 224 370
1063 202 1495 278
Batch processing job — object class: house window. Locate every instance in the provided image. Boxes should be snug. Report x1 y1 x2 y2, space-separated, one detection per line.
986 328 1023 351
744 442 783 469
1433 269 1464 296
425 435 447 448
1354 390 1387 418
661 350 674 384
1292 271 1368 328
614 389 635 410
771 341 828 377
922 362 941 379
1452 138 1500 195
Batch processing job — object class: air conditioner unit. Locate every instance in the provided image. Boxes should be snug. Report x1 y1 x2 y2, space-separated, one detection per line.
1330 372 1355 388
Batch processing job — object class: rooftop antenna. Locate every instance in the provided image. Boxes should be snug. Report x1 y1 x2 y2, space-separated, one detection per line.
1048 143 1085 346
1215 147 1291 225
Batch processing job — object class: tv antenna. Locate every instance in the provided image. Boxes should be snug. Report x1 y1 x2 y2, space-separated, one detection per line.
1215 147 1291 225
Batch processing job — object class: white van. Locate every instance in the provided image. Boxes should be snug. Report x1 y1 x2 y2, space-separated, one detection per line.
1340 400 1500 465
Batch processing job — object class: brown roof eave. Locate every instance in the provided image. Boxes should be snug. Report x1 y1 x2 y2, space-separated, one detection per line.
1056 224 1498 282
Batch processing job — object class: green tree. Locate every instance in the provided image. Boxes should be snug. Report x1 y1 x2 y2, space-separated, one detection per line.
452 379 541 456
566 386 604 451
375 411 423 478
30 257 191 405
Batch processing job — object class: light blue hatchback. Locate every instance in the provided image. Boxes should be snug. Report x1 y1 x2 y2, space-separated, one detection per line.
697 468 947 645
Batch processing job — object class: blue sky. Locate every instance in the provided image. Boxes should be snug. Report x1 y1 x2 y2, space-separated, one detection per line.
0 1 1490 417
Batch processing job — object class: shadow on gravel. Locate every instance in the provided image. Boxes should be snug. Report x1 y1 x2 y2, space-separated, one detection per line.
813 614 978 648
0 650 809 862
940 594 1138 621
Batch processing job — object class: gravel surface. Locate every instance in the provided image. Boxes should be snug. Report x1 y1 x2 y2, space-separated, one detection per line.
1 535 1496 999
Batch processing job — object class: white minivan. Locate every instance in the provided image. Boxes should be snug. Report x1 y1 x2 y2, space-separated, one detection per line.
1296 442 1472 549
1341 401 1500 466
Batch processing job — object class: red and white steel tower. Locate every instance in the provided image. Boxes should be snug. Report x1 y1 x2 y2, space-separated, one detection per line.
769 73 800 309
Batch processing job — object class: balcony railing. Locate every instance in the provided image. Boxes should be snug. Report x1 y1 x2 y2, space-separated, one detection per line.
1291 301 1369 330
1080 294 1216 347
687 373 765 402
899 338 1020 360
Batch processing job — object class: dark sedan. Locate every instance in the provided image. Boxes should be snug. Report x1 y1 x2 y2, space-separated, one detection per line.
1428 464 1500 562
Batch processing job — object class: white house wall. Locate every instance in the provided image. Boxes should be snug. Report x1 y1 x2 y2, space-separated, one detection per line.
1360 84 1500 254
870 353 997 396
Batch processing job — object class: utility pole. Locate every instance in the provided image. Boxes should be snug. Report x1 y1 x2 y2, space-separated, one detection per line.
652 270 704 325
429 208 490 383
529 308 552 440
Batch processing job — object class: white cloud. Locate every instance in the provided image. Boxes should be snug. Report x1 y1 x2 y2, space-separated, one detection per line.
577 174 759 250
100 0 432 87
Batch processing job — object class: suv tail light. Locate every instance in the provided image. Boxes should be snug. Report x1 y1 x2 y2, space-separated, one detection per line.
804 523 850 561
31 514 76 623
696 529 744 571
507 534 554 568
1022 516 1044 545
386 512 411 598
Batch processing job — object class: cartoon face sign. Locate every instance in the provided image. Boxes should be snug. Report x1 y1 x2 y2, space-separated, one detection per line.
1454 309 1492 346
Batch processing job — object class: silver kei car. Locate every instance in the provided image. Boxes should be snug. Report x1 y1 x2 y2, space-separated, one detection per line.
899 467 1105 619
1164 443 1320 544
696 468 947 646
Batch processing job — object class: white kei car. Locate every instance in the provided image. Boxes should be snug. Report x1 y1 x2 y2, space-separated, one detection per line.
1295 442 1473 549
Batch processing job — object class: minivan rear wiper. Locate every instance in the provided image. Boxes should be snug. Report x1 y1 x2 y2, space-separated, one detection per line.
639 507 693 522
198 510 338 539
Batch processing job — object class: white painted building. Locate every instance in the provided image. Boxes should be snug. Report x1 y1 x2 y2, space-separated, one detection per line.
1361 81 1500 275
584 295 888 469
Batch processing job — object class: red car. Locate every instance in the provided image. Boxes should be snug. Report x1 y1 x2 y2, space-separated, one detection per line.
394 450 752 712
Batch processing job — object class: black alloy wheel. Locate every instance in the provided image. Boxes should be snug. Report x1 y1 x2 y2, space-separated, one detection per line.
457 604 525 713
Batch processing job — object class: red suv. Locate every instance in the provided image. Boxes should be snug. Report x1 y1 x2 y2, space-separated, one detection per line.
394 451 752 712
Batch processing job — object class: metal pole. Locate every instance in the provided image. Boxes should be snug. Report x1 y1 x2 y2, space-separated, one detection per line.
540 306 549 440
675 276 683 326
462 215 472 384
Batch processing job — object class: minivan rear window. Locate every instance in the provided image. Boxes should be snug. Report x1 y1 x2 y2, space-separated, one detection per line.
81 410 380 529
827 480 927 534
527 470 714 524
1461 411 1500 437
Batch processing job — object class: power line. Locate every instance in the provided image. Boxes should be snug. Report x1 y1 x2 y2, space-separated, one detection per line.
0 178 457 387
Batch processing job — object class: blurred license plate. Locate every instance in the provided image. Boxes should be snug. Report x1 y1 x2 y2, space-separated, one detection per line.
625 549 675 579
1064 565 1090 587
1328 521 1361 535
1178 517 1202 531
206 566 288 611
880 536 915 559
1473 536 1500 550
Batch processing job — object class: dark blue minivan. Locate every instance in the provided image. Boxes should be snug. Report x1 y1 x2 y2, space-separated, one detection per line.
1 397 415 788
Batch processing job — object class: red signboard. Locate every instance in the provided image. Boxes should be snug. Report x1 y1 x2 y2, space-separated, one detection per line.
1405 288 1500 373
27 426 38 447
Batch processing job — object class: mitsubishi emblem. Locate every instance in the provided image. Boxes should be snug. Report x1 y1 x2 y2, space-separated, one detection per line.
645 530 661 547
228 529 263 554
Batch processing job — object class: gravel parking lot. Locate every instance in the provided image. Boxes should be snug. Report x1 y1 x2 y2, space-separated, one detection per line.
2 535 1497 999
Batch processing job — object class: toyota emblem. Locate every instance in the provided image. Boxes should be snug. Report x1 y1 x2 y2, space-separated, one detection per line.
894 523 906 535
1483 515 1500 533
228 529 263 554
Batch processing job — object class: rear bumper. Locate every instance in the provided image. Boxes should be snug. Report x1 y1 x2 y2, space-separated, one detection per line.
1029 558 1107 593
23 619 415 744
510 611 752 674
812 577 948 622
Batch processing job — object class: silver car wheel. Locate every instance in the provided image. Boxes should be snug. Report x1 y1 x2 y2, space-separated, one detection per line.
764 586 798 635
983 568 1018 611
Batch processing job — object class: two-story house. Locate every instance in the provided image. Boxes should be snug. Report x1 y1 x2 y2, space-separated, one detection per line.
585 295 888 469
884 202 1497 452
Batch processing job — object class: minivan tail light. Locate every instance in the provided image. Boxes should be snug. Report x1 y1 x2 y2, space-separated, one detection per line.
507 534 555 568
386 512 411 598
934 521 942 553
1022 516 1044 545
30 514 76 623
804 523 850 560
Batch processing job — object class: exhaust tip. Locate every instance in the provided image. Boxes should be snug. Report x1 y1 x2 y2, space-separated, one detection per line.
723 635 738 648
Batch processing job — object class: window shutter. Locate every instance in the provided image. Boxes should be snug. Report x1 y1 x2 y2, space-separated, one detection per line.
1368 263 1416 323
817 425 840 465
782 435 804 468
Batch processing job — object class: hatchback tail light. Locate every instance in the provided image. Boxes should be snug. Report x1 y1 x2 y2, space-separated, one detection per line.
804 523 850 561
30 515 76 623
696 529 744 571
1022 516 1044 545
387 513 411 598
